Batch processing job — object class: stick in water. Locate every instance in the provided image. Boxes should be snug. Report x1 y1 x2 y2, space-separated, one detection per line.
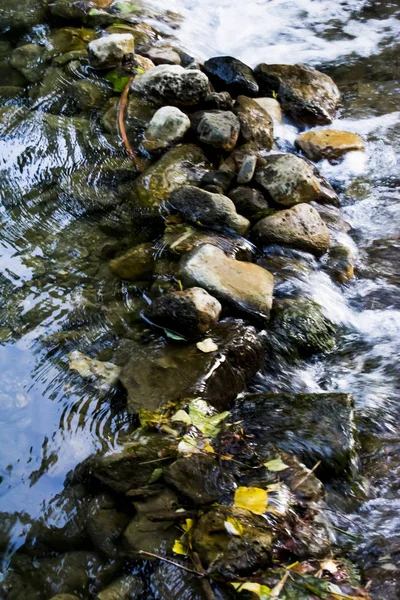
118 75 144 172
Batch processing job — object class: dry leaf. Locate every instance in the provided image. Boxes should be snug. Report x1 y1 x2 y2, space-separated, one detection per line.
234 486 268 515
264 457 290 472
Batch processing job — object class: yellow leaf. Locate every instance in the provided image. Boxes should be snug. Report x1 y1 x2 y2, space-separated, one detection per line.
224 516 243 537
231 582 271 598
267 482 281 492
172 539 187 555
182 518 194 533
263 457 289 472
320 559 339 575
204 444 215 453
234 486 268 515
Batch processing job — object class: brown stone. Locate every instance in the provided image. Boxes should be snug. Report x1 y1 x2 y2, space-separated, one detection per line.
296 129 365 162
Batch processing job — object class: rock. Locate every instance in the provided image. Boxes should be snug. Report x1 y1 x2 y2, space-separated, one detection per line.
267 298 336 358
312 203 351 233
231 392 357 478
49 27 97 54
147 47 181 65
70 80 112 111
200 169 234 192
0 0 46 29
10 44 47 83
120 320 264 413
96 576 143 600
204 91 234 111
179 244 274 318
142 106 190 152
252 203 330 256
237 155 257 184
133 65 210 106
191 505 273 576
255 153 338 208
131 144 209 216
327 243 355 283
151 564 207 600
102 93 157 137
253 97 283 123
296 129 365 162
169 186 250 236
203 56 259 98
144 287 222 339
88 34 135 69
233 96 274 150
191 110 240 152
0 86 24 99
49 595 81 600
134 54 155 72
86 493 131 558
68 350 121 391
109 243 155 281
254 63 340 125
228 187 270 221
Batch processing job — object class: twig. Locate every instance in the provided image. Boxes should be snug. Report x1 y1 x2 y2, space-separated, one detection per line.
270 570 290 597
292 460 322 491
137 549 203 576
192 552 216 600
331 525 361 541
118 75 144 171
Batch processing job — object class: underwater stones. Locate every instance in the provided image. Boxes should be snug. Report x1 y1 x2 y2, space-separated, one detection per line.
120 320 263 413
232 392 357 478
96 576 144 600
191 505 273 576
233 95 274 150
147 46 181 65
191 109 240 152
228 186 270 221
203 56 259 98
179 244 274 318
0 0 46 29
169 186 250 236
142 106 191 152
132 65 210 106
88 34 135 69
296 129 365 162
131 144 209 215
252 203 330 257
10 44 47 83
68 350 121 390
327 243 355 283
255 153 338 208
255 63 340 125
145 287 222 340
70 80 112 110
86 493 131 559
253 97 283 123
165 454 229 505
109 242 155 281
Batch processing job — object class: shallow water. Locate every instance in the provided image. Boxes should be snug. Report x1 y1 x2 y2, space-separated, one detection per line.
0 0 399 598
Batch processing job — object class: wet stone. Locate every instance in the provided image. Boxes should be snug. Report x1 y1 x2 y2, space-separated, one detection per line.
254 97 283 123
86 493 131 559
179 243 274 318
255 62 340 125
169 185 250 236
0 0 47 29
69 350 121 391
228 186 270 221
234 95 274 150
200 169 235 192
142 105 191 152
69 80 113 111
232 392 357 478
147 46 181 65
10 44 47 83
203 90 234 111
203 55 259 98
191 109 240 152
96 575 144 600
88 34 135 69
132 65 210 106
109 243 155 281
252 203 330 257
296 129 365 162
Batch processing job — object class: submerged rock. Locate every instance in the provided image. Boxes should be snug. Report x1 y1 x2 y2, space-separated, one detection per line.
255 153 339 208
109 243 156 282
191 109 240 152
203 56 259 97
169 186 250 236
179 244 274 318
120 320 264 413
233 95 274 149
228 186 270 221
96 575 143 600
327 243 355 283
0 0 47 29
10 44 47 83
296 129 365 162
88 34 135 69
232 392 357 478
144 287 222 340
68 350 121 391
86 493 131 559
133 65 210 106
252 203 330 256
142 106 191 152
255 63 340 125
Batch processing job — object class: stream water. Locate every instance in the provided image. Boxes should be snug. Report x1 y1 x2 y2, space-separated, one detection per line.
0 0 399 598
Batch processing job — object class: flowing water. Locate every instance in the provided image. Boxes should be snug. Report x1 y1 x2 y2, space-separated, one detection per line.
0 0 399 598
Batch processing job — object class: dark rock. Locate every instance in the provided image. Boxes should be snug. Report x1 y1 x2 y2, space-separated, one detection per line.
10 44 47 83
86 493 131 558
0 0 47 29
96 576 144 600
109 243 155 281
151 563 207 600
133 65 210 106
69 80 113 111
120 320 264 413
231 392 357 478
200 169 235 192
144 287 222 340
191 110 240 152
234 95 274 150
204 91 234 111
326 243 355 283
254 63 340 125
252 203 330 256
228 186 270 220
203 56 259 98
169 185 250 236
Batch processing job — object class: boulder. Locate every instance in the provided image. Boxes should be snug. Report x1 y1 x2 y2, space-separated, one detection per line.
179 243 274 318
204 91 234 111
228 187 270 221
142 106 191 152
120 320 264 413
147 47 181 65
69 80 112 111
296 129 365 162
88 34 135 69
233 95 274 150
253 97 283 123
252 203 330 257
255 63 340 125
255 153 339 208
10 44 47 83
96 576 143 600
191 110 240 152
203 56 259 97
169 186 250 236
144 287 222 339
0 0 46 29
131 144 209 216
231 392 357 478
109 243 155 281
132 65 210 106
200 169 235 192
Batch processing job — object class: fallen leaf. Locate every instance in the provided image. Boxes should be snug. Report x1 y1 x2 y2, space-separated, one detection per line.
234 486 268 515
148 467 163 484
196 338 218 353
164 329 186 341
171 409 192 425
231 582 271 598
321 559 339 575
172 539 187 555
224 516 244 537
264 457 290 472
